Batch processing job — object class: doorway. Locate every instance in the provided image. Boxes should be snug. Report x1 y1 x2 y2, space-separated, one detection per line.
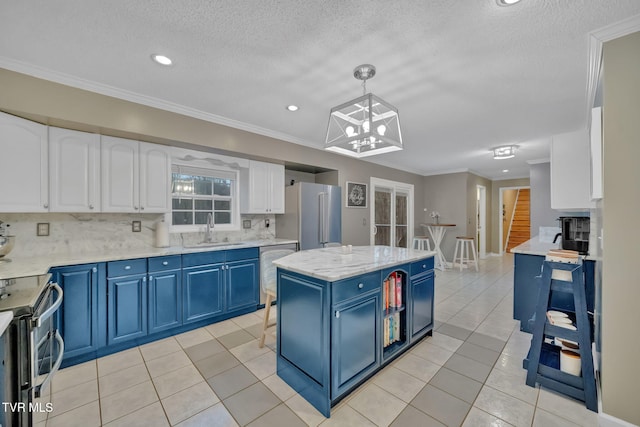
499 186 531 254
476 185 487 258
370 178 414 248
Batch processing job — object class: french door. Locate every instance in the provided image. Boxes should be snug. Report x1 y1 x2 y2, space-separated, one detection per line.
370 178 414 248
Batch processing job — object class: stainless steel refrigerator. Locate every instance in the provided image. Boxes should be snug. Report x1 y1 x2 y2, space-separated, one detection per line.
276 182 342 250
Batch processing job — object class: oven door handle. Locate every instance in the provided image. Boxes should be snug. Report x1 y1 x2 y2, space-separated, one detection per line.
33 330 64 399
32 282 63 328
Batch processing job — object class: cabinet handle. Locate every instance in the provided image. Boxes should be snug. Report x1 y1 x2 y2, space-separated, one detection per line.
134 206 138 210
124 265 131 270
140 206 144 210
358 283 364 289
162 261 169 266
149 275 153 281
44 203 48 209
92 267 97 273
335 311 340 318
143 277 146 282
89 204 94 209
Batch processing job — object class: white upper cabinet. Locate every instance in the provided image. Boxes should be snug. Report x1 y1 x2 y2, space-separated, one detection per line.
240 160 285 214
101 136 171 213
550 128 596 211
139 141 171 213
0 111 49 212
49 127 101 212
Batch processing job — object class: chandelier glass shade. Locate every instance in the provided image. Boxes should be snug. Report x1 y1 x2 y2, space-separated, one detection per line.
325 65 403 158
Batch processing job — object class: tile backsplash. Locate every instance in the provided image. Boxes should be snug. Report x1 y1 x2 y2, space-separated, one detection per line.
0 213 276 258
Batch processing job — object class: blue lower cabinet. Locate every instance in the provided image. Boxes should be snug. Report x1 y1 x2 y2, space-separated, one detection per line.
331 291 380 397
226 259 259 312
51 263 104 360
107 270 148 346
410 271 434 341
148 270 182 333
182 263 224 324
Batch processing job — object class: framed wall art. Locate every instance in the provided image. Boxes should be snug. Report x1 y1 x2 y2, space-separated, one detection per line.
345 181 367 208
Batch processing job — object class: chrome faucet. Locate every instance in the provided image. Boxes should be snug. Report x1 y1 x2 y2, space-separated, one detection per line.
204 213 215 243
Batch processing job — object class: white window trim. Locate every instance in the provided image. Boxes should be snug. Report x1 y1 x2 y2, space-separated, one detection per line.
170 163 241 233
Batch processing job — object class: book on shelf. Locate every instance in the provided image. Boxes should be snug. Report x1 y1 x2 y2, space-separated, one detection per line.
393 312 400 343
395 273 402 307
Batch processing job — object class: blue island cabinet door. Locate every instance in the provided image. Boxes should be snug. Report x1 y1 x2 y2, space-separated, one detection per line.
226 259 258 312
52 264 100 359
107 274 148 345
331 292 380 398
148 270 182 334
182 264 224 324
410 271 434 341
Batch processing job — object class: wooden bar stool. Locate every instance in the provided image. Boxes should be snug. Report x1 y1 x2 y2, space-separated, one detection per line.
412 236 431 251
259 249 295 348
452 236 478 271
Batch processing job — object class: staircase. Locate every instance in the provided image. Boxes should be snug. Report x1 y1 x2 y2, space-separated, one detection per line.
507 188 530 252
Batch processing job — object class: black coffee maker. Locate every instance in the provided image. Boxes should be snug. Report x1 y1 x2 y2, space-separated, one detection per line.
556 216 590 255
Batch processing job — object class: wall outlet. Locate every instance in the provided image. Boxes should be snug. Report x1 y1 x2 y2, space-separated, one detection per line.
265 218 270 228
37 223 49 236
132 221 142 232
243 220 251 229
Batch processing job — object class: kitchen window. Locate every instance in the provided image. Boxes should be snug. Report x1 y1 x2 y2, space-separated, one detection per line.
171 165 239 231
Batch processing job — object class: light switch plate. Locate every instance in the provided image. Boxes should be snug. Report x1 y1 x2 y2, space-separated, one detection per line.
132 221 142 232
243 220 251 229
37 223 49 236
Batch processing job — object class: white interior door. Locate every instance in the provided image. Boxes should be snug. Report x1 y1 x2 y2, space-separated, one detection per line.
476 185 487 258
370 178 413 248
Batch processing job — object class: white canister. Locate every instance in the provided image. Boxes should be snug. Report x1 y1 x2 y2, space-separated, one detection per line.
155 220 170 248
560 349 581 376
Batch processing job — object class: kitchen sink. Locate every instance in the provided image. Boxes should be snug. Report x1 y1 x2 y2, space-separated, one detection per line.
183 242 245 249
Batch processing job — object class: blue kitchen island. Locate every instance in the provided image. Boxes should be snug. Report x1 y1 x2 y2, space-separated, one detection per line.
273 245 435 417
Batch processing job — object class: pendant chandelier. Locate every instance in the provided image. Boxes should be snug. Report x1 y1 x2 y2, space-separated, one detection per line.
324 64 403 158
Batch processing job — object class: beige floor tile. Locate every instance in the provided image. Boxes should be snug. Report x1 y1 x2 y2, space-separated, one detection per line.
52 360 97 394
161 381 220 425
372 366 426 403
262 373 297 401
99 362 150 398
319 405 376 427
205 319 242 337
348 383 407 426
392 352 441 382
424 332 464 352
285 394 327 427
229 338 271 363
103 401 169 427
98 348 144 377
247 403 308 427
484 367 539 405
139 336 182 361
46 400 101 427
145 349 192 378
473 385 535 427
175 328 214 348
174 402 239 427
532 408 582 427
50 379 98 417
462 407 514 426
100 380 159 424
231 312 263 329
410 341 455 365
536 389 599 427
244 350 276 380
153 364 204 399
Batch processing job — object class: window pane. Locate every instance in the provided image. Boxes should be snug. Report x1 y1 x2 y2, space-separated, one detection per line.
214 200 230 210
396 195 408 225
194 178 212 195
214 212 231 224
195 212 212 224
396 225 408 247
214 179 231 196
172 198 192 210
172 212 192 225
194 199 213 211
172 175 194 194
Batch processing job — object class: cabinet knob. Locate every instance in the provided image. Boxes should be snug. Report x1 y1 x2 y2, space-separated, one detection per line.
92 267 97 273
140 206 144 210
423 264 426 268
335 311 340 318
162 261 169 266
89 204 94 210
43 203 48 209
134 206 138 210
124 265 131 270
358 283 364 289
149 275 153 281
143 277 146 282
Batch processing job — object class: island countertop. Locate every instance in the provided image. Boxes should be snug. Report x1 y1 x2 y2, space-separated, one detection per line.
273 245 435 282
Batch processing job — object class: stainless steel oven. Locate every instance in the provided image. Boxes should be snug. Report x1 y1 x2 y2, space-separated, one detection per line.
1 276 64 427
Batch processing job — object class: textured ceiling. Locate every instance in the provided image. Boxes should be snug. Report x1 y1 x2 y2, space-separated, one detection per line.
1 1 639 179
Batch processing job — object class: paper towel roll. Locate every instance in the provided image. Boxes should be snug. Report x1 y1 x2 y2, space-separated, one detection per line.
155 221 170 248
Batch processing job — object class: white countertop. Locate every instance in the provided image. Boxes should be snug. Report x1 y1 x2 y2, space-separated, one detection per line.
0 239 297 280
511 237 595 260
273 245 435 282
0 311 13 336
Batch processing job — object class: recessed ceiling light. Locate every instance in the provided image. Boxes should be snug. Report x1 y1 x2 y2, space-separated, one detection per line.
286 105 299 112
502 169 509 173
151 54 173 66
496 0 521 5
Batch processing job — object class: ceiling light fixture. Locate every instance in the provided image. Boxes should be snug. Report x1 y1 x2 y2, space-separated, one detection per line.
502 169 509 173
324 64 403 158
492 145 517 159
496 0 522 6
286 105 299 112
151 54 173 66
